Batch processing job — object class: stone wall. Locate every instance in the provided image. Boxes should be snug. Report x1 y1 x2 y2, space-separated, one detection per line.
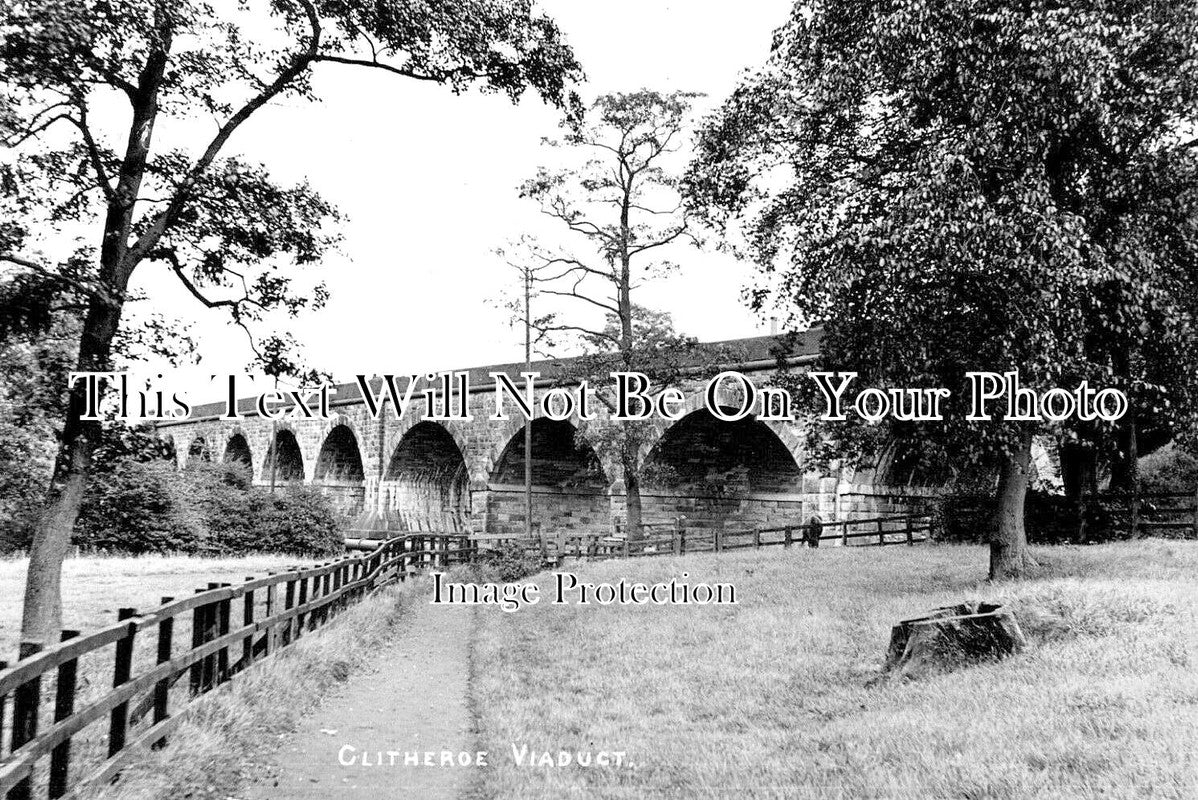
157 358 947 546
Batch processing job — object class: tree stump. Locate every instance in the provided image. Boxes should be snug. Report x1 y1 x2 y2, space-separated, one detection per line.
884 602 1027 680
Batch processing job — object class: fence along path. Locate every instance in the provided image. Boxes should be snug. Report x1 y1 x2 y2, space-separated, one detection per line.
0 510 931 800
520 512 934 561
0 533 473 800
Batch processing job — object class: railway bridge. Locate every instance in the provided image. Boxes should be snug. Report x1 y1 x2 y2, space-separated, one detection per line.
156 330 939 539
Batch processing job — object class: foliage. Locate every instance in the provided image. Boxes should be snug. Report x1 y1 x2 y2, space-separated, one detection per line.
504 91 721 536
1139 445 1198 495
467 545 545 583
1 0 582 638
687 0 1198 472
71 459 342 556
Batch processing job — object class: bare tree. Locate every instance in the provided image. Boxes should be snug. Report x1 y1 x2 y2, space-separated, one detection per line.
513 90 704 540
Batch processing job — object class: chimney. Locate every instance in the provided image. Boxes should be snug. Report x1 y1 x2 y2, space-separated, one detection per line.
769 317 778 335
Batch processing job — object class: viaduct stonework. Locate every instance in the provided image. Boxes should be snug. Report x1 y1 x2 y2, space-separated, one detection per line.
156 330 941 540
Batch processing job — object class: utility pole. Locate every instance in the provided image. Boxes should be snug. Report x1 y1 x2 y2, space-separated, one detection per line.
523 266 547 559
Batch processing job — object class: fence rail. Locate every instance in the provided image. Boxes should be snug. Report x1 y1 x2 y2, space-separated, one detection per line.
2 510 931 799
0 533 474 800
531 512 933 561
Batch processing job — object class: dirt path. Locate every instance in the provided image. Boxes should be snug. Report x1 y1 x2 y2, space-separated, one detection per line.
240 596 475 800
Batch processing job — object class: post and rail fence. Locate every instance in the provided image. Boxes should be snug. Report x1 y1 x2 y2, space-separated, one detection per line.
0 533 473 800
0 509 931 800
470 511 934 561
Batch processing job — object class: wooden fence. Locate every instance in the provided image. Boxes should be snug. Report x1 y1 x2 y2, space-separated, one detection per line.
1 510 931 799
536 512 933 561
0 533 473 800
945 490 1198 541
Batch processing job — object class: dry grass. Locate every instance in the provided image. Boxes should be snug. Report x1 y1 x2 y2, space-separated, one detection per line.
84 579 422 800
0 554 417 800
0 554 310 659
471 542 1198 799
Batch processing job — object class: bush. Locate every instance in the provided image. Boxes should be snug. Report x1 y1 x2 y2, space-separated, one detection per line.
467 546 545 582
1139 445 1198 494
937 491 1125 545
75 459 208 553
74 459 342 556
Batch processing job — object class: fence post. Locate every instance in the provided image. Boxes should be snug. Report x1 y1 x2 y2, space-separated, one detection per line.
282 579 296 647
841 521 849 547
1191 483 1198 540
199 583 221 689
10 639 45 800
877 519 885 546
242 578 255 669
108 608 137 757
216 584 231 682
263 576 276 656
47 630 80 799
715 527 724 553
152 597 173 750
784 526 793 549
672 517 682 556
1131 487 1141 539
753 527 762 549
906 516 915 546
190 589 206 695
295 575 308 639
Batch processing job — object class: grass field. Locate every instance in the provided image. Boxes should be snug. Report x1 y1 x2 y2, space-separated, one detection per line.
0 554 309 659
471 542 1198 799
0 553 421 800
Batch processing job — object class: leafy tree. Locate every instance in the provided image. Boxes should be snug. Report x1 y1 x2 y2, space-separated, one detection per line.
508 91 708 540
1 0 582 641
686 0 1198 577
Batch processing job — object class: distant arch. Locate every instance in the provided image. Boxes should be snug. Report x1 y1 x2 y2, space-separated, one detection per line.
869 437 951 488
642 409 805 530
186 436 211 467
485 418 610 537
381 422 470 531
315 425 365 484
489 418 609 488
263 429 305 484
223 433 253 468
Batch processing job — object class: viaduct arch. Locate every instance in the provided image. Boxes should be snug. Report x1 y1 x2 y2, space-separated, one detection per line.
159 331 944 538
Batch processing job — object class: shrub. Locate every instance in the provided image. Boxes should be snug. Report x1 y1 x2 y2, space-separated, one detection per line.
73 458 342 556
467 546 545 582
75 459 209 553
937 491 1125 545
1139 445 1198 494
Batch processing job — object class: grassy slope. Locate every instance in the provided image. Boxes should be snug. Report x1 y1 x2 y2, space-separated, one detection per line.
472 543 1198 799
0 554 308 658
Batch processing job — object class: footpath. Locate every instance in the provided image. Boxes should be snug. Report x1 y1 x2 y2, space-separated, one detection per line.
240 596 475 800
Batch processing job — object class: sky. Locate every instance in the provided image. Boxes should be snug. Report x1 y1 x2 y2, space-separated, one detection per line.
122 0 797 393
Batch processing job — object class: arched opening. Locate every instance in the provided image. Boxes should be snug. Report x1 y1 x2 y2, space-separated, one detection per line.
314 425 366 515
315 426 365 483
223 433 253 469
642 409 806 532
486 419 610 537
263 429 304 484
872 437 950 488
186 436 211 467
382 422 470 531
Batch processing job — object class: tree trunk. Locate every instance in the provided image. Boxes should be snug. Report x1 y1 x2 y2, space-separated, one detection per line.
1060 439 1094 544
21 300 123 643
623 442 644 542
989 431 1034 580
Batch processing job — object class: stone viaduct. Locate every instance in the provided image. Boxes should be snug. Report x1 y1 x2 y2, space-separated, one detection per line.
156 330 940 539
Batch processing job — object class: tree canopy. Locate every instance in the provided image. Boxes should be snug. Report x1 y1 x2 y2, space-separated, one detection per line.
1 0 583 641
686 0 1198 576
